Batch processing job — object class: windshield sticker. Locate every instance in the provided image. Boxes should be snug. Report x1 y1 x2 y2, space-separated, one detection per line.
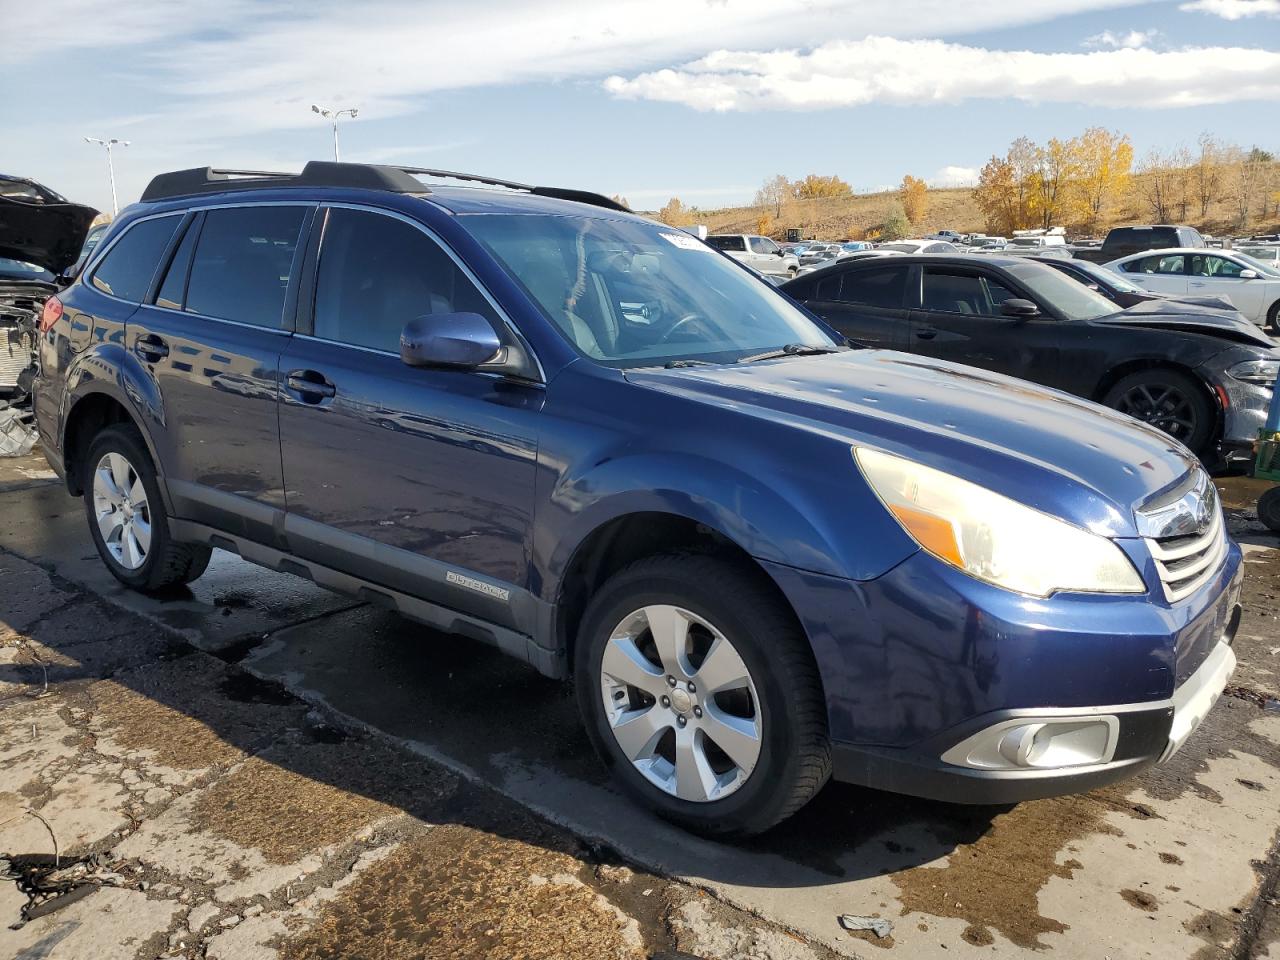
659 232 710 251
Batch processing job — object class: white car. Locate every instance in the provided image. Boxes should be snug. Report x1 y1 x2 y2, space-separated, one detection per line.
1238 245 1280 269
1104 248 1280 332
704 234 799 278
877 239 960 254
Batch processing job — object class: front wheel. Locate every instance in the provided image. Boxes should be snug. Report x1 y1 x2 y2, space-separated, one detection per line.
1266 300 1279 337
1102 369 1214 457
1258 486 1280 534
83 425 211 591
575 552 830 836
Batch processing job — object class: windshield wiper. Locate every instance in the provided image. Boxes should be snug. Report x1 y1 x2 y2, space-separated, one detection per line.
663 358 717 368
737 343 843 363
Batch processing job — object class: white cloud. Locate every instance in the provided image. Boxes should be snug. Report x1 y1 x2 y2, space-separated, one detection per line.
1083 29 1159 48
929 166 980 188
604 36 1280 111
1179 0 1280 18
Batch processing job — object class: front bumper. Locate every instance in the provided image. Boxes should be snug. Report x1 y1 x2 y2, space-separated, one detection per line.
1201 362 1274 455
829 634 1236 803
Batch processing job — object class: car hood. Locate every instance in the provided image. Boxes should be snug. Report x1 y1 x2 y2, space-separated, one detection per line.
627 350 1201 538
1093 299 1273 347
0 175 99 275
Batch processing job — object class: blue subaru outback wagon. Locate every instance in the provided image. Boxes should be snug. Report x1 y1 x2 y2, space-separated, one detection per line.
33 163 1242 835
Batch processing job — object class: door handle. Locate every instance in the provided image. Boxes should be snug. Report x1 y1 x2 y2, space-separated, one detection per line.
1189 281 1206 287
133 334 169 362
915 327 938 341
286 369 336 402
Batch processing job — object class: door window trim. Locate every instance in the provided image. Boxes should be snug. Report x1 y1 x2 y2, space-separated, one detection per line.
295 202 546 383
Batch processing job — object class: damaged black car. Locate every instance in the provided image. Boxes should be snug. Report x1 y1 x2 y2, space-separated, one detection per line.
0 174 97 453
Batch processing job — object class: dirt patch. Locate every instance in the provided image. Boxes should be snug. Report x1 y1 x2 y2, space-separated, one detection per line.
962 924 995 946
1159 852 1185 865
1121 889 1159 912
891 793 1132 948
277 825 647 960
91 678 245 771
190 749 405 864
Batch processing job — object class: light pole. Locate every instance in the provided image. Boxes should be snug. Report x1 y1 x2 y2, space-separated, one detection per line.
310 104 358 161
84 137 130 215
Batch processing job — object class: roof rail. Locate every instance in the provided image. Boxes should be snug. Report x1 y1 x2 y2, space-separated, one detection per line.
140 161 630 212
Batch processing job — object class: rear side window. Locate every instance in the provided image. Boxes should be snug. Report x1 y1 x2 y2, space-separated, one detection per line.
185 206 306 328
154 218 200 310
90 216 181 302
706 236 746 252
312 208 500 353
1125 254 1185 275
837 265 908 308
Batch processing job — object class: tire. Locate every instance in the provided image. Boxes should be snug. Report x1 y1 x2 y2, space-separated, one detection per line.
82 424 211 591
1259 486 1280 534
574 551 830 836
1266 301 1279 337
1102 369 1215 457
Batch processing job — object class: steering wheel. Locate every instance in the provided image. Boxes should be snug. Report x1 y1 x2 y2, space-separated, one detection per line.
658 312 709 345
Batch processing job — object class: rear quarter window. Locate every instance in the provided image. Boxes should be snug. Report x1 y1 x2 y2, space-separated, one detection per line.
90 215 182 303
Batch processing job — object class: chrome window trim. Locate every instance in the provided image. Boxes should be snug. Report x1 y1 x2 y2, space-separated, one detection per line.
314 201 546 383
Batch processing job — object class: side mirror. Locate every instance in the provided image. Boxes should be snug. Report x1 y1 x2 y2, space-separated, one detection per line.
1000 298 1040 319
1239 269 1258 280
400 312 501 368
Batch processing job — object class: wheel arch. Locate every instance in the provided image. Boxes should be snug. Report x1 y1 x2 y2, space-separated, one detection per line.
1091 358 1223 444
62 388 163 499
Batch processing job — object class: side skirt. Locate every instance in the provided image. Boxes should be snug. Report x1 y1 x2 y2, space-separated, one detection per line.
169 518 565 679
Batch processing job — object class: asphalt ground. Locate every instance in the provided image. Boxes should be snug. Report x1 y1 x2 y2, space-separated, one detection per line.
1 447 1277 959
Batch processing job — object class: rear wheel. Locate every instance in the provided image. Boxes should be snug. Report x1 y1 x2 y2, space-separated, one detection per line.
1266 300 1279 337
83 425 211 591
1258 487 1280 534
1102 369 1214 457
575 552 830 836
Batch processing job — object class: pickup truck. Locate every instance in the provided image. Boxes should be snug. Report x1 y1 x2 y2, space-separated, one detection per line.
705 234 800 278
1073 225 1206 264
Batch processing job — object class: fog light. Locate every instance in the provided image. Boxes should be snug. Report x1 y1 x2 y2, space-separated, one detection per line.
942 715 1119 771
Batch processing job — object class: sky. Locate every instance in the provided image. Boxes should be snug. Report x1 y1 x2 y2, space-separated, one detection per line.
1 0 1278 215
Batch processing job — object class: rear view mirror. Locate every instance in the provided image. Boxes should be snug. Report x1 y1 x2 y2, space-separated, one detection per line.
400 312 501 368
1000 298 1040 318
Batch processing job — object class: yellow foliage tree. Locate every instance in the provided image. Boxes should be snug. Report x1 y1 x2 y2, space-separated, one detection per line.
792 174 853 200
899 175 929 224
1072 127 1133 234
658 197 692 227
973 155 1020 235
756 212 776 236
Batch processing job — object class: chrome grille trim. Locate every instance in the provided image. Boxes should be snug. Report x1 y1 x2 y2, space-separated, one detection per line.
1142 475 1228 603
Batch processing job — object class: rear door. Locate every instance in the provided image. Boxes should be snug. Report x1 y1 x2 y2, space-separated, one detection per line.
1118 253 1189 297
908 264 1063 385
803 262 913 350
127 203 312 543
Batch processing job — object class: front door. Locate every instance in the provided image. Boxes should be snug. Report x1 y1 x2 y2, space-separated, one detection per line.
126 204 311 542
908 265 1063 387
1187 253 1269 322
278 206 541 629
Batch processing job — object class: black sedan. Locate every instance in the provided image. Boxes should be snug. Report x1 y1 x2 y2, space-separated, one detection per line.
1034 255 1239 315
781 254 1278 464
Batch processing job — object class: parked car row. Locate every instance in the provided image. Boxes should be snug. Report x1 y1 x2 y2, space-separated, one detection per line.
12 161 1262 837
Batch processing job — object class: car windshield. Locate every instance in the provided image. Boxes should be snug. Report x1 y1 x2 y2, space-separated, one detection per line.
1071 260 1143 293
0 257 54 282
465 213 838 367
1008 262 1120 321
1234 252 1280 278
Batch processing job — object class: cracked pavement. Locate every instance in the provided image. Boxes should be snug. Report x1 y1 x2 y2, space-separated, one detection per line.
1 448 1278 959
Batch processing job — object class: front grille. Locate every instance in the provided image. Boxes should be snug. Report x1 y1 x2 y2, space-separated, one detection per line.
1145 504 1228 603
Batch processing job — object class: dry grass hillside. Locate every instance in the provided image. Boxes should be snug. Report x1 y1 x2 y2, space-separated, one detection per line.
657 175 1280 242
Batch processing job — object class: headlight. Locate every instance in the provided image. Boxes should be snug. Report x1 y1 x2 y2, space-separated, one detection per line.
1228 359 1278 385
855 447 1145 598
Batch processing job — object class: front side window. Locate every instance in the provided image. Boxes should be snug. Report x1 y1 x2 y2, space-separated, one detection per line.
1189 254 1244 279
921 269 1011 316
90 215 181 302
836 265 908 308
465 214 837 367
312 208 500 353
748 237 772 254
184 206 306 328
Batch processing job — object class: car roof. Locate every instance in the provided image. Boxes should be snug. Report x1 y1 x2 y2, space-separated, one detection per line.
1113 247 1231 258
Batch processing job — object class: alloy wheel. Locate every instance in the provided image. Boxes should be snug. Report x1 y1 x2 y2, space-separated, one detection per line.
1115 383 1197 440
92 452 151 570
599 604 762 803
